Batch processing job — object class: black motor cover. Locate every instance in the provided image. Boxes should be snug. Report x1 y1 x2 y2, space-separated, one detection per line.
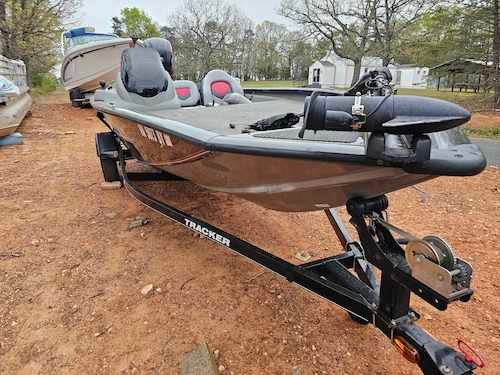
304 95 471 135
121 47 168 97
143 38 173 75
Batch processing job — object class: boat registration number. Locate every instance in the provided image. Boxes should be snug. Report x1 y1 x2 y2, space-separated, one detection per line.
137 124 173 147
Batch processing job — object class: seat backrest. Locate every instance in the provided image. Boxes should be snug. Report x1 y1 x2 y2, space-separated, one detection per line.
200 70 244 106
174 80 201 107
121 48 168 98
115 47 180 111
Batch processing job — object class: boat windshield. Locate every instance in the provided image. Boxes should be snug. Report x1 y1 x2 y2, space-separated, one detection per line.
64 34 117 51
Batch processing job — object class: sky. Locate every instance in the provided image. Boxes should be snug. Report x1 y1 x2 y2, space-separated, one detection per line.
79 0 288 33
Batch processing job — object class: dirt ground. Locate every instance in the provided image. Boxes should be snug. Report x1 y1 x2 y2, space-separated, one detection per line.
468 112 500 129
1 91 499 375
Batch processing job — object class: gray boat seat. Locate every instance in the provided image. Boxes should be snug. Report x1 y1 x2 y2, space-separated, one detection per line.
115 47 180 111
200 69 247 106
174 80 201 107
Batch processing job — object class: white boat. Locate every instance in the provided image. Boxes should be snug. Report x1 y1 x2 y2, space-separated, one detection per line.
60 27 131 106
0 56 32 138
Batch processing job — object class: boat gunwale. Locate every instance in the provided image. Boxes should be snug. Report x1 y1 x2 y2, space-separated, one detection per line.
94 98 486 178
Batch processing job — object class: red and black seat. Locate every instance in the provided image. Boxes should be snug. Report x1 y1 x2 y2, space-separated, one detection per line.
200 70 246 106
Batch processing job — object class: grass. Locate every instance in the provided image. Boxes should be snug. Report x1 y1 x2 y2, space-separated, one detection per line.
30 73 60 97
465 127 500 140
397 88 495 112
242 80 307 88
242 81 495 112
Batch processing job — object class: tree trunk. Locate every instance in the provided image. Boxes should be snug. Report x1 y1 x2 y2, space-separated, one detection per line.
351 59 362 86
0 1 6 55
494 0 500 108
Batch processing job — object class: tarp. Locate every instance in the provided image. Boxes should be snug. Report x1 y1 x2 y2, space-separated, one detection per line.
0 75 21 96
0 132 23 146
0 55 28 92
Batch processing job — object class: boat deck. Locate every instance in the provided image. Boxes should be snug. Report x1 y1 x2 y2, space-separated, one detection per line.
149 96 304 136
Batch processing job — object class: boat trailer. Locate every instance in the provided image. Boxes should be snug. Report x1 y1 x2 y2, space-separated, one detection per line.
96 131 484 375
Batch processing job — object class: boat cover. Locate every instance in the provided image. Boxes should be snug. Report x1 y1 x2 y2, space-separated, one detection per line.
0 55 28 95
0 75 20 97
121 48 168 97
142 38 173 74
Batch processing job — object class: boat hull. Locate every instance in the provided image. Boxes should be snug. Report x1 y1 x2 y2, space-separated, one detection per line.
0 93 32 137
107 114 433 212
61 39 130 93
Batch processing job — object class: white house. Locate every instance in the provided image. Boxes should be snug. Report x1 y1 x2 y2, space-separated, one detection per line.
309 51 429 89
394 64 430 89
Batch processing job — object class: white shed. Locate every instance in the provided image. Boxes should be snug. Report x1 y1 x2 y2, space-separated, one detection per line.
308 51 429 89
391 64 429 89
308 60 335 87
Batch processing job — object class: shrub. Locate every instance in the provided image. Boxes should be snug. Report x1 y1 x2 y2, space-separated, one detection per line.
31 73 59 94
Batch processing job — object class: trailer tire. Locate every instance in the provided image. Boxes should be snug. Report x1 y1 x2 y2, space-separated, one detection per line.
69 88 83 108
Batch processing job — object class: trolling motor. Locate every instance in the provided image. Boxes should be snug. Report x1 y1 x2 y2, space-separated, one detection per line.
299 68 471 165
302 94 471 135
344 67 394 96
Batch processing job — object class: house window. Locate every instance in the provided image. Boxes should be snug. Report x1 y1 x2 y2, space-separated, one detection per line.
364 67 369 73
313 68 321 83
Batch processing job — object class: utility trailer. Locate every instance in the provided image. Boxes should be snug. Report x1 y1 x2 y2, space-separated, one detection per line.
95 131 485 375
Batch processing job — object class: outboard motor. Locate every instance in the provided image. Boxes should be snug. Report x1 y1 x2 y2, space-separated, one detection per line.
143 38 173 75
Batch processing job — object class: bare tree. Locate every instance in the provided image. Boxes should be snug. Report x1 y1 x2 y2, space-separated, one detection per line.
280 0 377 85
169 0 253 79
372 0 438 66
254 21 290 79
495 0 499 107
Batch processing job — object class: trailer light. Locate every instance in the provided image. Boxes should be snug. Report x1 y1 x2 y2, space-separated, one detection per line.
458 340 485 368
393 337 419 364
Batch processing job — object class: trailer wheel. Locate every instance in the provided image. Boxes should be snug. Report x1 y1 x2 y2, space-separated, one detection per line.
69 88 83 108
348 312 369 325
